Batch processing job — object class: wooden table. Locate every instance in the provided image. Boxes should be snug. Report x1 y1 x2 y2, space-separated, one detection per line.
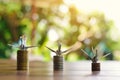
0 59 120 80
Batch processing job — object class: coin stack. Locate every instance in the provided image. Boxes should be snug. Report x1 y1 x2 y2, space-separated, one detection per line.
17 50 28 70
91 63 100 71
53 56 63 71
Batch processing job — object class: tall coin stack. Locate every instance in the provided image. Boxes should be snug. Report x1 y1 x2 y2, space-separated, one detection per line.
17 50 28 70
53 56 63 71
92 63 100 71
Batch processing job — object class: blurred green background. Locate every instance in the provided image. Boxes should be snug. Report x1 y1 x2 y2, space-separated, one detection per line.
0 0 120 61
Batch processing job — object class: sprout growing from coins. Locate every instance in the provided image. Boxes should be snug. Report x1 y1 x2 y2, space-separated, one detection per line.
81 47 111 63
8 35 37 50
46 42 70 56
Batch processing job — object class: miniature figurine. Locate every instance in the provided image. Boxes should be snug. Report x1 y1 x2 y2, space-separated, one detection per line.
81 47 111 71
46 42 70 70
9 35 37 70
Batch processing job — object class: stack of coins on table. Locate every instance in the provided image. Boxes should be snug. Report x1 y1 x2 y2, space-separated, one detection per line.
17 50 28 70
53 56 63 71
91 63 100 71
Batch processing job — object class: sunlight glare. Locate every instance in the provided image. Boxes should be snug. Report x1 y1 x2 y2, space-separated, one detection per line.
64 0 120 31
48 29 59 41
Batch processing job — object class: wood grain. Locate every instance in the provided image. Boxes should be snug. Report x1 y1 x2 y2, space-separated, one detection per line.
0 59 120 80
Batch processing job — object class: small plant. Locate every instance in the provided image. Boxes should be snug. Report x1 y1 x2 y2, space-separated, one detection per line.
46 42 70 56
8 35 37 50
81 47 111 63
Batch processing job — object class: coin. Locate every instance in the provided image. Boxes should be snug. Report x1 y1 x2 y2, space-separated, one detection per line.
92 63 100 71
17 50 28 70
53 56 64 70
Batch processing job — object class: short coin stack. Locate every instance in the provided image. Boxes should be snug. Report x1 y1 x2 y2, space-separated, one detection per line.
53 56 63 71
17 50 28 70
92 63 100 71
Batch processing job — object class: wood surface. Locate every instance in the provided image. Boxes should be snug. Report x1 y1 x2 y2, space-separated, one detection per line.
0 59 120 80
